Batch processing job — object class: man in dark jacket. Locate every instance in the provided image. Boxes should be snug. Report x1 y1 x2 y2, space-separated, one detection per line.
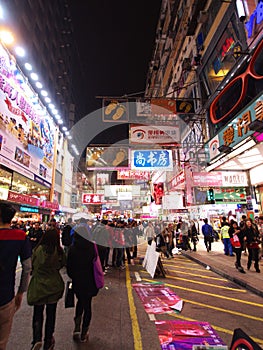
202 218 213 252
28 221 43 250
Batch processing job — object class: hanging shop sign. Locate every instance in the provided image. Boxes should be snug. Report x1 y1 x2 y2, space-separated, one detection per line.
86 146 129 169
168 170 185 191
104 185 140 200
130 124 180 145
40 200 59 210
82 193 104 205
8 190 40 206
102 99 129 122
214 187 246 203
131 149 173 171
193 172 222 187
221 171 248 187
0 44 56 185
245 2 263 42
117 170 150 180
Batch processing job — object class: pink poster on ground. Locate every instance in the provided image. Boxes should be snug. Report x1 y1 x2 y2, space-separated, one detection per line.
155 320 227 350
132 283 183 314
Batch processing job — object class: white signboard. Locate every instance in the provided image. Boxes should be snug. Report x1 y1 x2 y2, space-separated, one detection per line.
130 124 180 144
221 171 248 187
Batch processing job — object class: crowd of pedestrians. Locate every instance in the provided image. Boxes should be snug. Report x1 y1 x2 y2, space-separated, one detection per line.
1 200 263 350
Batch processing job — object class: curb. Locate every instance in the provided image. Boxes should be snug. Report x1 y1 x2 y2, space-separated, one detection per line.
182 252 263 299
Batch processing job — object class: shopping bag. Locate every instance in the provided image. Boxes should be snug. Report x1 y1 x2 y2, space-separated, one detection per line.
230 234 241 248
64 281 75 308
93 244 104 289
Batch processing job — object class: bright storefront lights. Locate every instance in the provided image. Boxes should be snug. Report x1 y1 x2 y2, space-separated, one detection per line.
15 46 25 57
35 81 42 89
0 30 14 44
40 90 48 97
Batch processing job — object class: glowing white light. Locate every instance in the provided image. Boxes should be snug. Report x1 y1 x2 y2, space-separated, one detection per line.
62 126 67 131
15 47 25 57
52 109 58 115
58 119 63 124
65 131 69 136
55 114 61 120
67 135 72 140
25 63 32 71
30 72 38 81
35 81 42 89
45 97 51 103
40 90 48 97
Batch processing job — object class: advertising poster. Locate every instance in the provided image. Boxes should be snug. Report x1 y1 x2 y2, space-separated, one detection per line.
130 124 180 145
155 320 227 350
86 146 129 169
132 283 183 314
102 99 128 122
0 44 55 185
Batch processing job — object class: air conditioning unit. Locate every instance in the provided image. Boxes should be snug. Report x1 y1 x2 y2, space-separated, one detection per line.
198 11 208 24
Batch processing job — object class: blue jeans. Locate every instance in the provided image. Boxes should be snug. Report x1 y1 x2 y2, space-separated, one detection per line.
223 238 233 255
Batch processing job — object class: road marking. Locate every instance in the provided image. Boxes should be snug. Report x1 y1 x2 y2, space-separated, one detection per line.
170 313 263 346
142 278 263 308
148 314 156 321
166 275 246 292
140 269 226 281
126 264 143 350
183 298 263 321
135 272 141 281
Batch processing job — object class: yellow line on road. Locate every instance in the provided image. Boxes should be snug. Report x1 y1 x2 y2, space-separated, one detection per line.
166 275 246 292
183 298 263 321
170 313 263 346
163 263 218 273
141 269 226 281
126 264 143 350
142 278 263 308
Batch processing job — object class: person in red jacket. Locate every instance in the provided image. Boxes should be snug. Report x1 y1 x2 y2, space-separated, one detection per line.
0 201 32 350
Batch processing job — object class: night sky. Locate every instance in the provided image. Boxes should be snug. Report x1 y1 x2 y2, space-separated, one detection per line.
69 1 162 119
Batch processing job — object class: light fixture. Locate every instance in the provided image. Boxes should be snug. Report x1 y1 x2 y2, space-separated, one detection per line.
52 109 58 115
15 46 25 57
0 30 14 44
35 81 43 89
248 119 263 132
40 90 48 97
48 103 55 110
58 119 63 124
55 114 61 120
30 72 38 80
25 63 32 71
62 126 67 131
218 145 232 153
45 97 51 103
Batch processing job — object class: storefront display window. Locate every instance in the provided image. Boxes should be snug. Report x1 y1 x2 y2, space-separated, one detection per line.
11 172 50 199
0 167 12 188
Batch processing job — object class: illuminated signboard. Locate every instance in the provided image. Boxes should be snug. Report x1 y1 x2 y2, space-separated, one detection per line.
131 149 173 171
20 206 39 213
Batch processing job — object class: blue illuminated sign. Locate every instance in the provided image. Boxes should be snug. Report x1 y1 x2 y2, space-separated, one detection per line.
245 2 263 38
20 206 39 213
131 149 173 170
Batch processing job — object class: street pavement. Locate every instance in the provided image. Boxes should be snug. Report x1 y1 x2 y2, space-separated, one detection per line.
182 237 263 298
7 237 263 350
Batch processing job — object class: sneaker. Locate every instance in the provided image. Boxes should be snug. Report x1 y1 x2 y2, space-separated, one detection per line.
80 332 89 343
31 342 42 350
73 332 80 342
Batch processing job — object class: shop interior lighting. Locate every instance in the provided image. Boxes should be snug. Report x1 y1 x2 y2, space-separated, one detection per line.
55 114 61 120
45 97 51 103
248 119 263 132
62 126 67 131
0 30 14 44
48 103 55 110
58 119 63 124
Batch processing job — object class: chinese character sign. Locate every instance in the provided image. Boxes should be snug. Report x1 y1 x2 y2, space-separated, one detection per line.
82 193 104 204
131 149 173 171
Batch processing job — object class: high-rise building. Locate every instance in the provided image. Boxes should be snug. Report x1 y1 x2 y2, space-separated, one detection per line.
0 0 85 128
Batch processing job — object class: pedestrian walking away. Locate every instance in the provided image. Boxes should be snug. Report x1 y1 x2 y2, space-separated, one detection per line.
67 226 100 343
27 229 66 350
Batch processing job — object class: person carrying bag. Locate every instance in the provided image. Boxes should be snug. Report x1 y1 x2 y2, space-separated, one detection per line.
67 226 101 343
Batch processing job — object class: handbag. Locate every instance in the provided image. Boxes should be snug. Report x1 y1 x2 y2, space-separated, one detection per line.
93 243 104 289
64 281 75 308
230 234 241 248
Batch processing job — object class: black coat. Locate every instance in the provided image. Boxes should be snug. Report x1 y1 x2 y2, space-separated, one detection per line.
67 236 98 301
